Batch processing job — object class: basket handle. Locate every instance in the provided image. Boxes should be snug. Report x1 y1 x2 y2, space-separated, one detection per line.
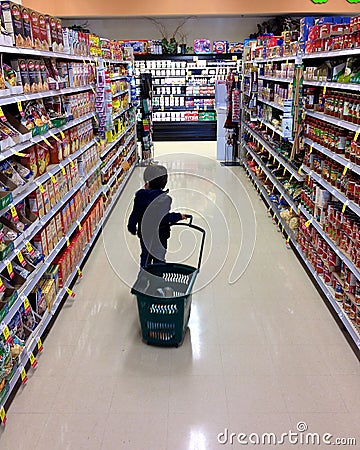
171 215 206 271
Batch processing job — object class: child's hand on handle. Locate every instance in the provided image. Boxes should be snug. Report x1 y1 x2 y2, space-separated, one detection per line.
181 214 187 220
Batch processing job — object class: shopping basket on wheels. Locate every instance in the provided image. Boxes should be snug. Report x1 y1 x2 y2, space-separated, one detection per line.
131 215 206 347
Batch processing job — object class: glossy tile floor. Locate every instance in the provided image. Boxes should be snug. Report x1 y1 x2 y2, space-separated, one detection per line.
1 142 359 450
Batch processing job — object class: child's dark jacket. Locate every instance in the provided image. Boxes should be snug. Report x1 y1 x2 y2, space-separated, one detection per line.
127 189 182 240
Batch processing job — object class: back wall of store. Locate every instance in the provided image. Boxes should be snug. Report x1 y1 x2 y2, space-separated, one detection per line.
61 16 269 43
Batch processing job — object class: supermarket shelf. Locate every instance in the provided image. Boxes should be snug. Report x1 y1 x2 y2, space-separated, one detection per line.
244 161 360 351
0 85 95 107
187 75 214 78
113 88 129 99
153 75 187 78
243 161 298 247
101 135 136 174
112 104 131 121
0 138 97 216
258 117 293 142
110 75 127 81
243 141 298 211
303 137 360 176
103 144 137 191
103 59 130 65
302 165 360 217
153 106 215 112
153 84 186 87
255 56 297 63
299 205 360 281
258 76 293 83
303 48 360 59
294 242 360 350
154 94 185 97
258 97 286 112
154 94 215 98
185 94 215 98
1 166 103 327
303 80 360 92
153 120 216 123
243 123 303 181
305 110 360 133
0 113 96 162
0 162 137 409
100 123 135 158
0 44 93 60
0 160 102 279
103 161 137 215
243 106 256 116
0 44 129 64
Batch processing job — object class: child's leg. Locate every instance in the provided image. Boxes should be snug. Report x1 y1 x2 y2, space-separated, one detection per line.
140 239 151 268
152 237 168 264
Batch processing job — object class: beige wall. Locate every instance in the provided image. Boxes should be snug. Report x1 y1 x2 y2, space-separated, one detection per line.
23 0 360 18
61 16 267 43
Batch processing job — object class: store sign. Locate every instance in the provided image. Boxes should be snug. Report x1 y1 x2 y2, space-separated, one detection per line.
311 0 359 3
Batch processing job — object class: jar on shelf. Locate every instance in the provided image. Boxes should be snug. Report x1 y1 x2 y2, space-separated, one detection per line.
305 87 316 110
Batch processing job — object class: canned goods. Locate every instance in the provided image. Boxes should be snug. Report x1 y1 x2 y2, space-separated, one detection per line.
335 281 344 301
349 304 356 321
343 295 351 313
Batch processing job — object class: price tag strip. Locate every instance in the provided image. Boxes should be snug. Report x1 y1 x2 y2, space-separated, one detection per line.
25 241 35 256
0 406 7 425
29 351 38 368
0 278 5 293
17 250 26 267
19 365 28 384
66 287 76 298
2 324 11 343
37 337 43 353
23 296 31 314
5 260 14 279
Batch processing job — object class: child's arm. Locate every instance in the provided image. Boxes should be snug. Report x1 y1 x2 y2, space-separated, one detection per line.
127 193 142 235
162 195 186 224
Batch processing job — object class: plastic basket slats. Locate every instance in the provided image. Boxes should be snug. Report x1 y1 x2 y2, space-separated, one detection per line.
149 303 179 314
147 321 176 341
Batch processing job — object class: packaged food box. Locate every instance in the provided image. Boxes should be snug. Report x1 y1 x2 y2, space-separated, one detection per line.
38 14 49 51
35 144 48 176
28 283 46 316
56 19 64 52
0 287 18 321
41 278 55 311
44 264 60 293
29 9 41 49
21 6 33 48
34 229 48 257
213 41 228 53
28 188 45 218
48 16 58 52
194 39 211 54
11 59 31 95
1 1 25 47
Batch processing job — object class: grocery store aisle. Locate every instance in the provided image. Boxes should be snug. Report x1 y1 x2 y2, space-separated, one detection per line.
1 142 359 450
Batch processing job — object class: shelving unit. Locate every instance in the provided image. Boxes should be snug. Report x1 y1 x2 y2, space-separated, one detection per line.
241 41 360 350
0 42 138 416
303 80 360 92
135 54 241 141
305 110 360 133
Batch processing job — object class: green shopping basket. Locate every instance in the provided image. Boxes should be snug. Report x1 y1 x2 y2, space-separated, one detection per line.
131 215 206 347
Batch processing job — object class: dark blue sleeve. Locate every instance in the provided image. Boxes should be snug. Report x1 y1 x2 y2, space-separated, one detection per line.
166 212 183 224
127 192 141 235
162 195 182 224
